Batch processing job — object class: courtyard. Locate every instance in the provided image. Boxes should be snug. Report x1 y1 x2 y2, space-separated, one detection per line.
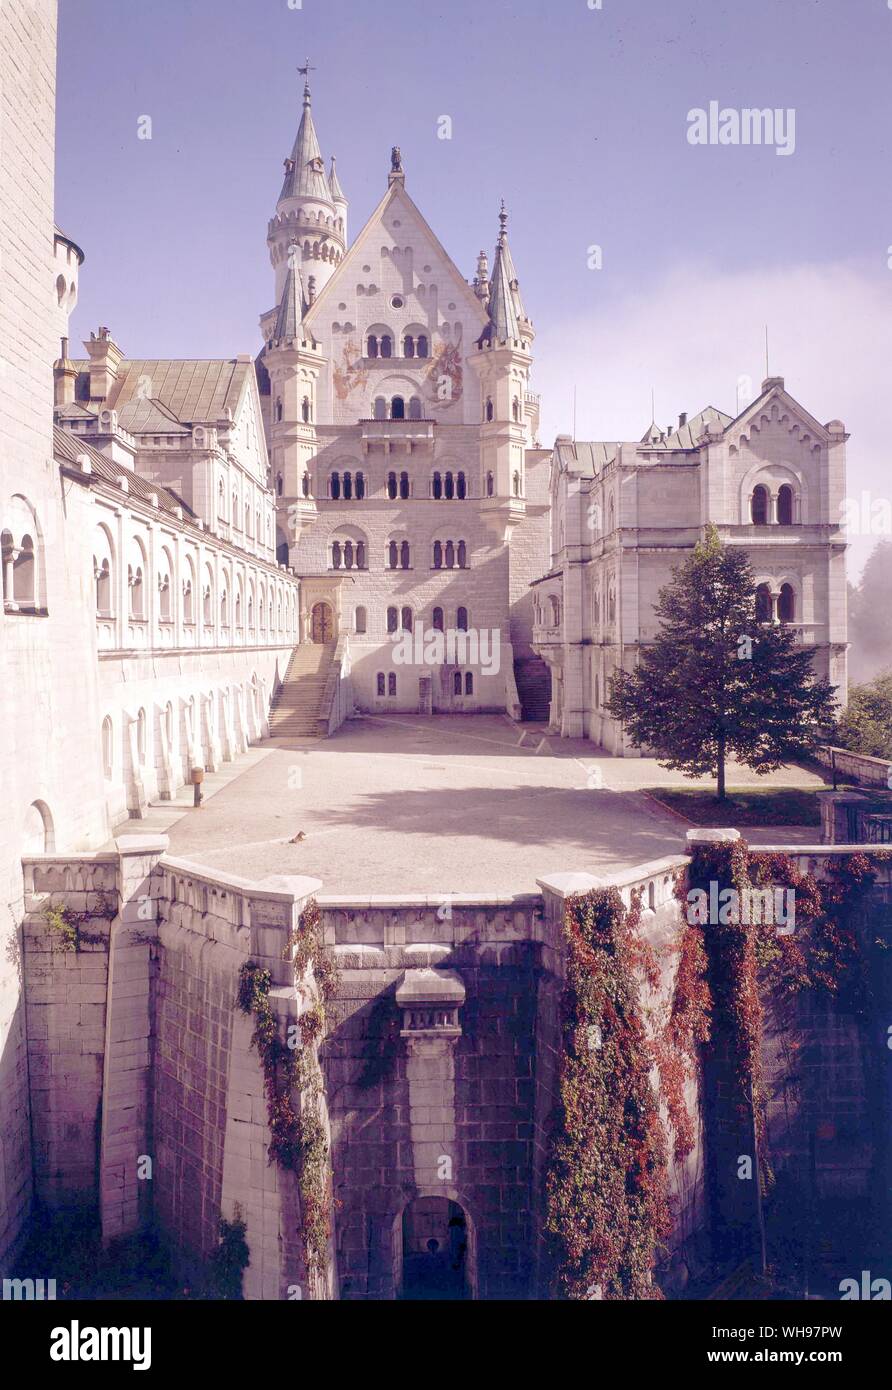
126 715 829 896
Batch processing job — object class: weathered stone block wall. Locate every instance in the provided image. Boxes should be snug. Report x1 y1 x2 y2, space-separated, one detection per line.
21 856 118 1208
320 895 541 1299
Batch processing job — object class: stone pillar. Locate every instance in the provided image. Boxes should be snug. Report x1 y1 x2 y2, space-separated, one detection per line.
99 835 168 1246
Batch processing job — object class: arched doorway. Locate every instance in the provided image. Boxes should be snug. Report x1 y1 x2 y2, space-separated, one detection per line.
310 601 334 643
398 1197 469 1300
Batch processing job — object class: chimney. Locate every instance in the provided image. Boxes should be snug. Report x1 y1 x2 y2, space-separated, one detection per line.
53 336 77 407
83 326 124 402
678 411 687 428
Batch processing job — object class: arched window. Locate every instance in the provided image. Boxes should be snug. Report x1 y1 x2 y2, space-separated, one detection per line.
355 471 365 499
343 471 353 500
128 563 144 619
380 335 392 359
377 672 386 695
12 535 36 606
387 471 397 499
232 491 238 525
217 479 225 512
512 397 521 422
433 541 443 569
403 334 415 358
159 573 172 621
275 397 283 422
357 541 366 568
453 671 462 696
751 484 769 526
330 472 341 500
465 672 474 695
777 484 794 525
457 472 466 500
485 398 494 422
408 397 422 420
102 716 114 779
302 472 310 497
235 591 242 629
445 472 454 500
276 472 284 496
388 672 397 696
344 540 354 569
245 503 251 534
391 396 405 420
457 540 467 568
400 540 410 570
203 584 213 625
513 471 521 497
95 557 111 614
755 583 773 624
417 335 429 358
387 606 398 634
433 606 444 631
486 472 494 497
136 707 147 763
445 540 455 569
332 541 342 568
432 471 442 500
400 472 409 499
355 606 367 634
388 541 398 569
457 606 468 631
374 396 387 420
401 606 412 632
302 396 311 423
778 583 795 623
367 335 379 358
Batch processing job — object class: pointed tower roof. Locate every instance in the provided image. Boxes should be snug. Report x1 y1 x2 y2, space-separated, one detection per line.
279 69 332 205
480 202 531 345
329 155 346 203
272 256 307 342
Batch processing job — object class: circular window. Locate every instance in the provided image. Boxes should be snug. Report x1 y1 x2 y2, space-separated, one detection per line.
423 265 432 273
339 302 347 310
448 302 456 310
391 295 404 309
393 220 401 228
362 264 371 272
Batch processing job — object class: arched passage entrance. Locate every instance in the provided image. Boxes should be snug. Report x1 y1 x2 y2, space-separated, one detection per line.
310 601 334 643
398 1197 470 1300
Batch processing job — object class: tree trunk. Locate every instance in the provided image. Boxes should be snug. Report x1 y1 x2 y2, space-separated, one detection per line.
717 734 726 801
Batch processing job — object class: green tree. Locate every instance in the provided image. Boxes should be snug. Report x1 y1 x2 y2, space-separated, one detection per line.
834 671 892 759
606 526 838 799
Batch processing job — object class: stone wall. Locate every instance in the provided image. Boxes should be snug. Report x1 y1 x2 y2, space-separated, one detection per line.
13 843 891 1298
815 744 891 791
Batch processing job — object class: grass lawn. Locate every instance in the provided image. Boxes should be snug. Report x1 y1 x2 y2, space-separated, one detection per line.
645 785 824 827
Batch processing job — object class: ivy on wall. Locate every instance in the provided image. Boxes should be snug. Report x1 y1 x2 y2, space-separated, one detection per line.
237 898 339 1285
544 887 672 1300
209 1206 250 1300
546 848 887 1299
43 893 117 951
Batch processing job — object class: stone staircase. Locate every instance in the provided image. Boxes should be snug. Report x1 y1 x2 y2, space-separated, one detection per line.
269 642 336 739
513 656 552 723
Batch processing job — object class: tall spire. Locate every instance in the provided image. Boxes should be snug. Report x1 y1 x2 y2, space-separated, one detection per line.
329 155 346 203
480 201 531 346
272 246 307 343
278 59 332 205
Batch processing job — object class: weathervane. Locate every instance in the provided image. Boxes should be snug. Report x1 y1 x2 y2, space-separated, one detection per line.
298 57 316 82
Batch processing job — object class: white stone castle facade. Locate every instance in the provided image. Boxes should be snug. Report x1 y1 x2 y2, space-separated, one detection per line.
258 77 551 716
0 4 847 1270
531 399 849 753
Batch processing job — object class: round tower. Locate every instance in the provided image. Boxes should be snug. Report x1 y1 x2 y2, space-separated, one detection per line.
268 70 345 302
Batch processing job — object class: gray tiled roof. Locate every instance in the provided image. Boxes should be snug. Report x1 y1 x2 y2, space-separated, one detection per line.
53 426 197 520
73 358 251 424
273 263 306 342
554 440 620 474
279 88 332 205
480 206 529 345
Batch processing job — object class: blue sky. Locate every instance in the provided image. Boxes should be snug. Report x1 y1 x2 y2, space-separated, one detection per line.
57 0 892 573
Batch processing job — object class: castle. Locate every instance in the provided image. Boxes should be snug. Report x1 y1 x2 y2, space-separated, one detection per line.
1 4 869 1300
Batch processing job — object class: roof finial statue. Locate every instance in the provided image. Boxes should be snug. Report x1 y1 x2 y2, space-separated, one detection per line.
498 199 508 242
391 145 403 173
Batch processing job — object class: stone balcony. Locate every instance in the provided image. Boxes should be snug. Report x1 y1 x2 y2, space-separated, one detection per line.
359 418 436 455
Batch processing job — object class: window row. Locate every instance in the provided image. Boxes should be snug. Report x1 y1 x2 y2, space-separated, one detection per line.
329 539 468 570
274 395 313 423
385 605 471 634
367 333 429 359
330 470 469 501
375 670 475 696
750 484 797 526
755 582 796 624
484 396 524 423
372 395 425 420
215 479 273 542
1 529 38 610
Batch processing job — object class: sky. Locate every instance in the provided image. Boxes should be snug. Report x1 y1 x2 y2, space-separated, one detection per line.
56 0 892 577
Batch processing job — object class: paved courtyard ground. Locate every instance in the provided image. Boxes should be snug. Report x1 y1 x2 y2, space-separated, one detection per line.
133 715 830 896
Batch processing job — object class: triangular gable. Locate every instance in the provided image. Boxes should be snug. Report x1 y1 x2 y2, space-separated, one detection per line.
303 180 489 333
727 383 830 449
